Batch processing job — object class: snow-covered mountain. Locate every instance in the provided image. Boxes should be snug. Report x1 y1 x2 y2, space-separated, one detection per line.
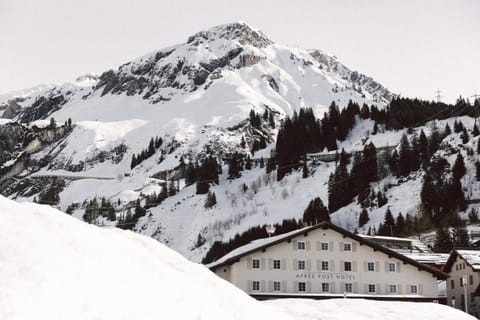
4 21 479 264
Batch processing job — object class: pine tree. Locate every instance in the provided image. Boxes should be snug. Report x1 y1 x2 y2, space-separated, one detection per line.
452 153 466 181
130 154 137 169
433 228 453 253
452 225 470 248
168 180 177 197
398 134 412 176
461 127 470 144
473 124 480 137
302 156 309 178
358 208 369 227
444 123 451 136
395 213 406 236
381 207 395 236
204 191 217 209
303 197 330 225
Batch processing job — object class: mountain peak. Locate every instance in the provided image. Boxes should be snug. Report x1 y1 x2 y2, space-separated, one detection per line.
187 22 272 48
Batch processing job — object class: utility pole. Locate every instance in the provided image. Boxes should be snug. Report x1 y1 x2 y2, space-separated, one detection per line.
463 276 469 314
472 91 480 125
435 89 443 102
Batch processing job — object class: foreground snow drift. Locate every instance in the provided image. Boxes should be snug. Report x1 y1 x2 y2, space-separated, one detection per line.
0 196 286 320
267 298 475 320
0 195 473 320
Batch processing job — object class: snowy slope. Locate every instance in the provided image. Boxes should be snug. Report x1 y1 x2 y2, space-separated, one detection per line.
0 195 288 320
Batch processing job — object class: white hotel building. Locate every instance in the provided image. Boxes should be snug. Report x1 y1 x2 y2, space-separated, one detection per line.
208 222 447 301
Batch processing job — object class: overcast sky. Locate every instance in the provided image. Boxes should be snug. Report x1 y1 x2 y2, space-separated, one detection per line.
1 0 479 103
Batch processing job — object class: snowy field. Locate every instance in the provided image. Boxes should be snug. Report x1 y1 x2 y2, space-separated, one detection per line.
0 195 474 320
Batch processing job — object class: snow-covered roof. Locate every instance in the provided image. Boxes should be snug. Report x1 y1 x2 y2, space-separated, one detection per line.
404 253 449 266
444 249 480 273
457 250 480 270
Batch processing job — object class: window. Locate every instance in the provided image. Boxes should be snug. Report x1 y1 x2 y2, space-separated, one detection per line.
298 260 306 270
252 281 260 291
410 285 418 294
298 282 306 292
464 263 466 269
298 241 306 250
322 283 330 292
273 281 281 291
321 261 329 271
273 259 281 269
460 277 464 287
252 259 260 269
344 243 352 251
456 265 458 271
345 283 353 293
367 262 375 271
389 285 397 294
388 263 396 272
470 275 474 285
472 292 476 303
368 284 376 293
321 242 329 251
451 279 455 289
344 261 352 272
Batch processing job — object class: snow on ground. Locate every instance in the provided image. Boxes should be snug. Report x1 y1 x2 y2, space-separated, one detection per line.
0 195 287 320
0 195 473 320
267 298 475 320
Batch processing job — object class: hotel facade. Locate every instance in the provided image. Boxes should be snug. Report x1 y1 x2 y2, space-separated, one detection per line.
209 222 447 301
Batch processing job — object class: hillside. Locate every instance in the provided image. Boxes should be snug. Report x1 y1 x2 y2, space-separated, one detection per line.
1 21 479 263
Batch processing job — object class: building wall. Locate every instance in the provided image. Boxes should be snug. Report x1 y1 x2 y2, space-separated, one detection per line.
215 228 439 298
446 256 480 317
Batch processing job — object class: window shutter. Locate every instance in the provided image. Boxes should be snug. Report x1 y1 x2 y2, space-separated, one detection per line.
398 284 402 294
293 240 298 250
385 284 389 294
363 261 368 271
247 280 252 292
316 260 321 271
329 241 334 251
247 257 252 270
306 259 311 271
339 241 344 251
281 259 286 270
268 280 273 291
419 284 423 295
396 262 401 272
353 282 358 293
340 282 345 292
282 280 287 292
376 283 381 294
268 258 273 270
316 241 321 250
340 260 344 272
352 261 357 272
330 282 335 293
306 241 311 251
375 261 380 272
330 260 335 272
260 280 265 292
293 259 298 271
364 283 368 293
306 281 311 293
384 262 388 272
352 242 357 252
294 281 299 293
261 258 265 270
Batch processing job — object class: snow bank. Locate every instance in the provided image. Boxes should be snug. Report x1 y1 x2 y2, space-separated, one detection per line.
0 196 287 320
267 298 475 320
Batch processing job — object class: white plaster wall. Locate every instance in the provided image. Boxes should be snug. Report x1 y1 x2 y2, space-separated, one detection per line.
446 256 480 317
219 228 439 297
